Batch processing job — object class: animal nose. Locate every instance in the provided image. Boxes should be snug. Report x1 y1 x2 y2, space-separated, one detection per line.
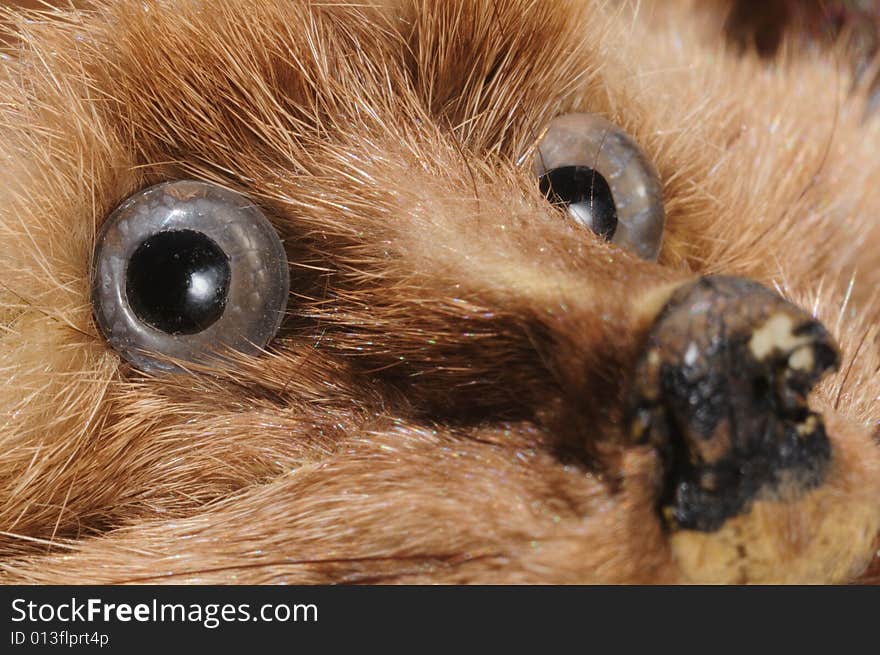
627 276 840 532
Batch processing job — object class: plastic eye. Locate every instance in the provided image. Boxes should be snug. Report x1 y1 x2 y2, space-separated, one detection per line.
534 113 665 260
91 180 289 373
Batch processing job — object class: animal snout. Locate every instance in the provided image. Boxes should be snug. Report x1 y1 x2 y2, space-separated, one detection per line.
627 276 840 532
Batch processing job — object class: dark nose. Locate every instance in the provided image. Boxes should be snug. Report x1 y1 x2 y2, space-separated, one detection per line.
627 276 840 532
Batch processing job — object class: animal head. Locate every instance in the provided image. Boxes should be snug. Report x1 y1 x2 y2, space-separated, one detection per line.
2 0 879 583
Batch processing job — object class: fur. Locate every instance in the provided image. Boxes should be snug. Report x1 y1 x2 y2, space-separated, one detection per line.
1 0 879 583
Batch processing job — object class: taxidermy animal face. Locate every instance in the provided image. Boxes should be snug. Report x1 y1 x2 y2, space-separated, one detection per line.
2 0 880 584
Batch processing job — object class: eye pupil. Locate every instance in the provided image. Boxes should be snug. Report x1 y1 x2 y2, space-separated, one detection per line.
93 181 289 373
126 230 231 336
539 165 618 240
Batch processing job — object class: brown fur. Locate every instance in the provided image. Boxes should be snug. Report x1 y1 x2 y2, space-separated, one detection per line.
1 0 880 583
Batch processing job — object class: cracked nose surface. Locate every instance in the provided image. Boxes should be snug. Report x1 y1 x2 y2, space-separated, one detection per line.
628 276 840 532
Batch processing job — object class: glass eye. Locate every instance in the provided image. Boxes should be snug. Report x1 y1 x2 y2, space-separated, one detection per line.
534 113 665 260
91 180 290 373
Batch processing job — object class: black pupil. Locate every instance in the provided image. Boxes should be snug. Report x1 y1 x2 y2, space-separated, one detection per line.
126 230 231 335
539 165 618 240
